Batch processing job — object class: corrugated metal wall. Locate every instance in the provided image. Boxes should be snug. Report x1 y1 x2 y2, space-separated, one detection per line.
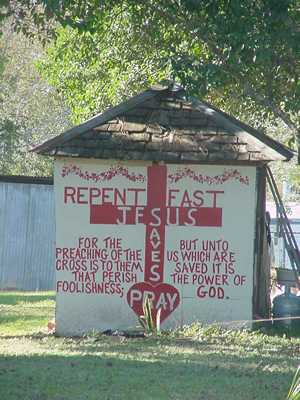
0 179 55 290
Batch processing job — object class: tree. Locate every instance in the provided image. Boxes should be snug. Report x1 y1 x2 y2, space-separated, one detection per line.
2 1 299 164
0 20 71 175
37 9 173 123
19 1 298 154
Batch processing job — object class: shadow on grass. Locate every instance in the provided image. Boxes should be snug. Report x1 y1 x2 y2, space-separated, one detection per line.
0 350 293 400
63 335 297 372
68 333 298 359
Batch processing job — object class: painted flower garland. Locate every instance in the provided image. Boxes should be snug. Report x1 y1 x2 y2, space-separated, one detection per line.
61 164 249 185
168 167 249 185
61 164 146 183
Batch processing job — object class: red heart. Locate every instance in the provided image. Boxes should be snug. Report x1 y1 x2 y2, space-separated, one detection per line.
127 282 180 324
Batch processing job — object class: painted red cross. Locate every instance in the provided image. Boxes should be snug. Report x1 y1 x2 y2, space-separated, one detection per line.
90 165 222 323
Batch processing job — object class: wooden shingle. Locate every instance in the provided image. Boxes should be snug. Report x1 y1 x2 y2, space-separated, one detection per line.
32 82 293 163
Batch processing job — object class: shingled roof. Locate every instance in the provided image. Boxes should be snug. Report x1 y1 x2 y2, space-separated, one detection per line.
33 82 293 163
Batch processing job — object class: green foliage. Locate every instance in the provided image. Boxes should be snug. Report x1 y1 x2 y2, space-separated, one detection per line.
33 1 299 139
37 8 172 123
259 120 300 197
0 19 71 176
138 295 161 336
287 366 300 400
174 321 300 347
3 1 300 179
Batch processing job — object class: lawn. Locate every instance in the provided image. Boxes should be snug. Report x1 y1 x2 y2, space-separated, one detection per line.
0 291 299 400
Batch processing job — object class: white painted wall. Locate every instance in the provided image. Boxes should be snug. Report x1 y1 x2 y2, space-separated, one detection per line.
54 158 257 335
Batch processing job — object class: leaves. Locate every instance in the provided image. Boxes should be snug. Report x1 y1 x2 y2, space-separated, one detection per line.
287 366 300 400
37 7 172 123
33 1 299 135
138 295 161 336
2 1 300 174
0 19 71 175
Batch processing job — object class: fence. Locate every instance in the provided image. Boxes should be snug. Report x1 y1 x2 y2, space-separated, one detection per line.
0 176 55 290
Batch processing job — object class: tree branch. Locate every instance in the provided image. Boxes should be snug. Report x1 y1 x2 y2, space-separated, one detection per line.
243 83 299 135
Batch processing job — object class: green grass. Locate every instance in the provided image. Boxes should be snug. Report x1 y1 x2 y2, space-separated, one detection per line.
0 291 55 336
0 291 299 400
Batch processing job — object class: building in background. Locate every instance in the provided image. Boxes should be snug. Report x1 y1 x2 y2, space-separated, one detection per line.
0 176 55 291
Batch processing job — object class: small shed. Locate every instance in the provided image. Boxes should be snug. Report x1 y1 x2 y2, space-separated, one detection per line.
34 82 292 336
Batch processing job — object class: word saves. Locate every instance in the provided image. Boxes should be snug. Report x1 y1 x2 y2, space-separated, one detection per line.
64 186 224 226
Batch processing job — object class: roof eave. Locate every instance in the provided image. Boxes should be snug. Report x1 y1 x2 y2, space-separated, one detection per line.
192 98 293 162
